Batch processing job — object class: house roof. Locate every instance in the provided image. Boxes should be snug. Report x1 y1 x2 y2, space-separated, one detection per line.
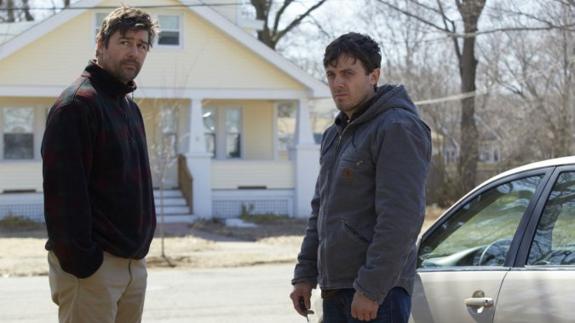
0 21 37 45
0 0 329 98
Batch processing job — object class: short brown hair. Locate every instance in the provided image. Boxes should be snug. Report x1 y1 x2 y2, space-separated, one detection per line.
324 33 381 74
96 6 158 49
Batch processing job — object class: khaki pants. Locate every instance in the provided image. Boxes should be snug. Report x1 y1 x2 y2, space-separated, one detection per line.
48 251 147 323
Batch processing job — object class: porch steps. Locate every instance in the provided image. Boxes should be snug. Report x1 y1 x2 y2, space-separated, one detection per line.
154 189 197 223
154 189 195 223
0 189 196 224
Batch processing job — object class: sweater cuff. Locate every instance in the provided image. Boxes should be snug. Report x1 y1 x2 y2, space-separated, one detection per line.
353 280 386 304
55 246 103 279
291 277 317 288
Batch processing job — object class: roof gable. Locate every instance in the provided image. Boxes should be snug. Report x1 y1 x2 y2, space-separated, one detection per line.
0 0 328 98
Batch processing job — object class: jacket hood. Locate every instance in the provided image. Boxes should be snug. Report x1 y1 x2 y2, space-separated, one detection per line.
354 84 419 125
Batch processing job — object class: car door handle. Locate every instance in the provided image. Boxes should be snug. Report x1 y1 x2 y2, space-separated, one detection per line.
464 297 494 308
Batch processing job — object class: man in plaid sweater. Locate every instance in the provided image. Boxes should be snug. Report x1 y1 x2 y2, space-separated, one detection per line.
42 6 158 323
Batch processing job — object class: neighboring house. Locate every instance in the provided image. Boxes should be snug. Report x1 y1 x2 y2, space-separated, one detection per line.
0 0 329 220
440 119 503 182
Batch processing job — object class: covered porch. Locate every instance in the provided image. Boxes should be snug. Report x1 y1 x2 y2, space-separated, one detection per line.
139 93 320 218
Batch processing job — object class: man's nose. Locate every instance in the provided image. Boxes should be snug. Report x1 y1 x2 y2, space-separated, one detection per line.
127 46 138 57
333 76 345 88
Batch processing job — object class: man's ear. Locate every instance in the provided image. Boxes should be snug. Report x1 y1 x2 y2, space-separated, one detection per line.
95 38 103 60
369 68 381 86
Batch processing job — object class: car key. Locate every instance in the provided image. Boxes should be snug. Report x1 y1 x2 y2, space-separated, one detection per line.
299 297 314 322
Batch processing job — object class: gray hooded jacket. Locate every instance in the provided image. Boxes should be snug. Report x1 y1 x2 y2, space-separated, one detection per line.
292 85 431 304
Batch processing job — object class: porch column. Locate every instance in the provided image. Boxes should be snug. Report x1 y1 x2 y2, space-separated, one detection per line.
291 98 320 218
185 97 212 218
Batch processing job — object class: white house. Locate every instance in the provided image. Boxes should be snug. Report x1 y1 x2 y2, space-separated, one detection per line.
0 0 330 221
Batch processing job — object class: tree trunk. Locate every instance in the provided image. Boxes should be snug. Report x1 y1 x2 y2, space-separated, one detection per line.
250 0 327 50
456 0 485 194
257 26 276 49
6 0 15 22
22 0 34 21
563 1 574 156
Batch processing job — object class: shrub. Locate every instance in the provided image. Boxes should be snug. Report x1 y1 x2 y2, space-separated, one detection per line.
0 214 43 230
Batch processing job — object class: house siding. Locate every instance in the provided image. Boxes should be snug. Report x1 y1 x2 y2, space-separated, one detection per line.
0 0 306 92
211 160 293 189
0 161 42 192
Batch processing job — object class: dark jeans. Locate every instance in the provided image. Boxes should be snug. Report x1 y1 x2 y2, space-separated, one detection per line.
322 287 411 323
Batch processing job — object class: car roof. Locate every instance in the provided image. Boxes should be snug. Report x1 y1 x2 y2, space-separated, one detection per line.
438 156 575 219
487 155 575 184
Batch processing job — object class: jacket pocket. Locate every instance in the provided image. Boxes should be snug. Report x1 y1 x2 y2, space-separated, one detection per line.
337 151 372 187
324 222 368 282
342 221 371 245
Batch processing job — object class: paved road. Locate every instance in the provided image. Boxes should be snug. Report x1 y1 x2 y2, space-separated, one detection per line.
0 264 317 323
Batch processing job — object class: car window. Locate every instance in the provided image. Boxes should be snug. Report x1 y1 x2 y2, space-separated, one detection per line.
528 171 575 266
419 175 543 269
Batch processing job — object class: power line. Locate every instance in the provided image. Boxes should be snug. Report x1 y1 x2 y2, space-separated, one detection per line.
415 89 490 106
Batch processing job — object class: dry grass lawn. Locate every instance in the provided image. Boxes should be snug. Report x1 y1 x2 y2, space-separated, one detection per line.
0 207 444 277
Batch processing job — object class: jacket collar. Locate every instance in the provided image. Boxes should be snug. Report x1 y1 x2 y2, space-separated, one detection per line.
334 88 380 129
82 60 137 98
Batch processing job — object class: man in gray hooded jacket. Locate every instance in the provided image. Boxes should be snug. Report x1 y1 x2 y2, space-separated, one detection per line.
289 33 431 323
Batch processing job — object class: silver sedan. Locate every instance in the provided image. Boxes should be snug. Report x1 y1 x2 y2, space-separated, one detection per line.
412 156 575 323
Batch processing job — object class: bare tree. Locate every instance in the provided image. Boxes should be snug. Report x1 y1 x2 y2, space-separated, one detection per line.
493 1 575 160
455 0 485 193
373 0 486 194
250 0 328 49
273 0 573 203
0 0 34 22
4 0 15 22
21 0 32 21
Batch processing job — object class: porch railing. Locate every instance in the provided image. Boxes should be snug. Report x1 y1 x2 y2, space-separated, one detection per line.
177 154 194 214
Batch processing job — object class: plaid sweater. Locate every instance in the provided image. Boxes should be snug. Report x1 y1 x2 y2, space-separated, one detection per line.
42 61 156 278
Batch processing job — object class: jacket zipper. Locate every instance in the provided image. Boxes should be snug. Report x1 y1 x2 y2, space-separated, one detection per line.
321 121 353 287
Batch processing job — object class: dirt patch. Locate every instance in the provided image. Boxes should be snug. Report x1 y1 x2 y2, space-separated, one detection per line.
0 218 306 277
187 217 308 241
146 218 306 271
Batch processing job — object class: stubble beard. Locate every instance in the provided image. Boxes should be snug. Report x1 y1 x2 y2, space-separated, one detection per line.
116 60 141 84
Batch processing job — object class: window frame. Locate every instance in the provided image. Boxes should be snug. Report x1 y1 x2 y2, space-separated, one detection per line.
0 107 36 161
93 12 183 49
274 101 296 159
418 167 554 272
156 14 183 49
202 106 244 160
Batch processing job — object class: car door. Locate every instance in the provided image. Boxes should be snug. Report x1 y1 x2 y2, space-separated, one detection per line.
494 167 575 323
410 169 552 323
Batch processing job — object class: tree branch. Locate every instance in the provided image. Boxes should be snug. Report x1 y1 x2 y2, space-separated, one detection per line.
275 0 327 44
377 0 450 33
379 0 575 38
435 0 461 62
408 0 448 16
272 0 293 36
